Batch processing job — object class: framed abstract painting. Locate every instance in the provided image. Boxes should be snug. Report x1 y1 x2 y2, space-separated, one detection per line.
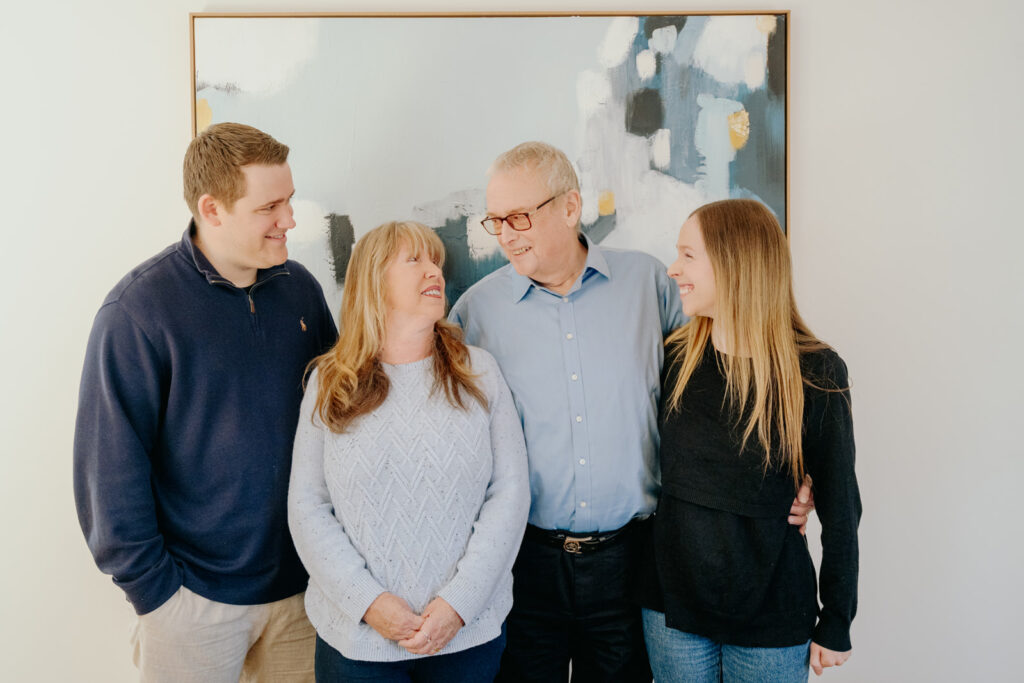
191 11 788 312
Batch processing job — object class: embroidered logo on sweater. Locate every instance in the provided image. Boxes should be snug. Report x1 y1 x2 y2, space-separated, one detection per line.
300 317 307 332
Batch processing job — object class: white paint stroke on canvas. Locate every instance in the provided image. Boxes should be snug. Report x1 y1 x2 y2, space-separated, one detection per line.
692 15 770 88
195 18 319 95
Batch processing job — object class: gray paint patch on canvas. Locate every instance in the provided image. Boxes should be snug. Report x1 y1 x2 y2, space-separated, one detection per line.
327 213 355 284
435 218 508 305
663 67 740 186
643 15 688 40
582 213 617 244
626 88 664 137
766 15 786 101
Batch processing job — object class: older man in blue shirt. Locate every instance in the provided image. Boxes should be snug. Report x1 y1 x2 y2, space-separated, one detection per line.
450 142 810 682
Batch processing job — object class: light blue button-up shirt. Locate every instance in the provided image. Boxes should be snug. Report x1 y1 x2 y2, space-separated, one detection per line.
450 236 684 532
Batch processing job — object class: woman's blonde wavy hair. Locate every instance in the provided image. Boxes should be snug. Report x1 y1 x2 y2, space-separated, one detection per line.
311 220 486 433
665 199 828 489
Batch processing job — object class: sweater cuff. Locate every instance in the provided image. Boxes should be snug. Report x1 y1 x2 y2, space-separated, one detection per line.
115 554 182 615
340 572 389 624
812 613 852 652
437 576 491 625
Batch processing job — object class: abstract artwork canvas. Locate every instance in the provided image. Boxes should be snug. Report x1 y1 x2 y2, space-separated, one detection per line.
191 12 787 314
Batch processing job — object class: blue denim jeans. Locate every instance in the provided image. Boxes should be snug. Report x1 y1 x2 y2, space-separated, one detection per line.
642 609 809 683
314 625 505 682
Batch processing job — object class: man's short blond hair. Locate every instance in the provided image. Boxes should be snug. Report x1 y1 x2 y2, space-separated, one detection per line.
488 141 580 196
183 122 289 219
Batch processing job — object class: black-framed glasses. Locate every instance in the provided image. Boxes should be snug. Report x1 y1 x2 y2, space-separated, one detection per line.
480 193 562 236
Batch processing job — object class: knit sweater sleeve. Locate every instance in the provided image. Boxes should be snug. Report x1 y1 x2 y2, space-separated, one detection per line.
436 349 530 624
288 369 388 623
804 350 862 652
72 302 182 614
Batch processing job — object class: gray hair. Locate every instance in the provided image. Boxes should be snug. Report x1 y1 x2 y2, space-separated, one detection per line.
488 141 580 195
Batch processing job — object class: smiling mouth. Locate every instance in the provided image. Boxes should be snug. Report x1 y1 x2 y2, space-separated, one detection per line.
510 246 531 256
678 284 694 296
421 286 442 298
266 234 287 241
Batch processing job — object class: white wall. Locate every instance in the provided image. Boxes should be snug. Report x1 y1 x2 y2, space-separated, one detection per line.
2 1 1020 681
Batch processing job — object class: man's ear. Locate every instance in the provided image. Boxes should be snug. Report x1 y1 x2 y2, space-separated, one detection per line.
197 194 222 227
563 189 583 227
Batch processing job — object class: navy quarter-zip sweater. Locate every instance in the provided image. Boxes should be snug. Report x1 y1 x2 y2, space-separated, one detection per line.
74 225 337 615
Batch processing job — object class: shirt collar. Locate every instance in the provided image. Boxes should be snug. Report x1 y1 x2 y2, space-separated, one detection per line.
508 232 611 302
179 220 290 287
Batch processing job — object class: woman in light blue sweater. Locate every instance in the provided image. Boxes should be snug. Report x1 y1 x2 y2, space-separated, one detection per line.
288 220 530 682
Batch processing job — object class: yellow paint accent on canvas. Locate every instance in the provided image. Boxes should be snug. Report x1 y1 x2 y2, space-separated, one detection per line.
756 16 778 35
195 99 213 133
728 111 750 150
598 191 615 216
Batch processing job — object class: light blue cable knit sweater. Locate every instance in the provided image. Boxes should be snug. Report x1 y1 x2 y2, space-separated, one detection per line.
288 347 529 662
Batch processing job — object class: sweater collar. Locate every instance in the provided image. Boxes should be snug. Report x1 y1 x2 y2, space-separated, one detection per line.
178 220 290 287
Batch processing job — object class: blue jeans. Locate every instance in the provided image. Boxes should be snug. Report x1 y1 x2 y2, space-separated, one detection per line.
314 625 505 682
642 609 809 683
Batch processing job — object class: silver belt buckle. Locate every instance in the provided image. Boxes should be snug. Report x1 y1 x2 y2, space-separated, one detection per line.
562 535 593 554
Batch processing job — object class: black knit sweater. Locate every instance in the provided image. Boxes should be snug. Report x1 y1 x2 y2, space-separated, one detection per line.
639 341 861 651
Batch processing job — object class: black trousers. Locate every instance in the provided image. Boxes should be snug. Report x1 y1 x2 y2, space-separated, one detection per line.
495 522 652 683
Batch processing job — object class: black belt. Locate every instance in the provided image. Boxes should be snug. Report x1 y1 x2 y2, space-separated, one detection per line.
525 519 640 555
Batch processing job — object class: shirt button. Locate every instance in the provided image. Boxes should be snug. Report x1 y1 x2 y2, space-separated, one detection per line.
562 296 569 303
579 459 586 465
576 415 583 422
580 501 587 508
571 373 578 381
566 333 574 340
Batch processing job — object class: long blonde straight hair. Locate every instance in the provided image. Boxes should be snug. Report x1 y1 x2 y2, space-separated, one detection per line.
665 199 827 489
311 220 486 433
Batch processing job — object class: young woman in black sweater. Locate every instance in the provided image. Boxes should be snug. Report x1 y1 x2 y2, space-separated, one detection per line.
640 199 861 681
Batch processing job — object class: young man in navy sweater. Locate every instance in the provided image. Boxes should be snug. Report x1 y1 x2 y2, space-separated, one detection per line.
74 122 336 681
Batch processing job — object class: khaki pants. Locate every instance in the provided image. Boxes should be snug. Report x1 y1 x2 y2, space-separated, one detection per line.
129 586 314 683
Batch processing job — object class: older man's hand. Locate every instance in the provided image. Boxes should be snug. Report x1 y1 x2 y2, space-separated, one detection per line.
362 592 424 641
810 642 851 675
788 474 815 535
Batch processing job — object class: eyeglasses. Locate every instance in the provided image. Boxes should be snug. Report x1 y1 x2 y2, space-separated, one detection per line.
480 193 562 236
